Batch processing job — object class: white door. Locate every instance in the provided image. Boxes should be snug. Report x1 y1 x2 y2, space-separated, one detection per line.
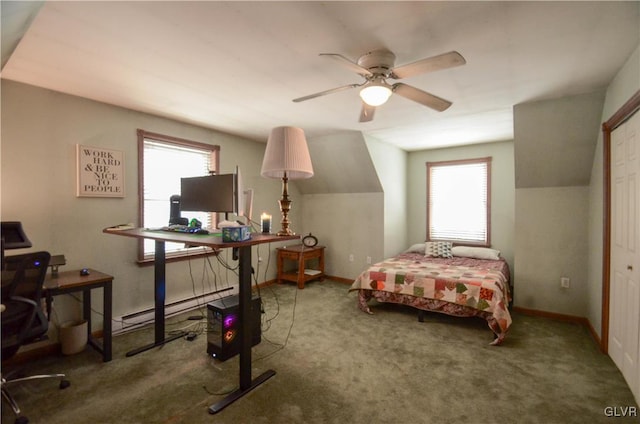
609 109 640 403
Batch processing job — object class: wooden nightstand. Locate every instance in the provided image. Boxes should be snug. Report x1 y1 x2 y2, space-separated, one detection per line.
276 245 325 289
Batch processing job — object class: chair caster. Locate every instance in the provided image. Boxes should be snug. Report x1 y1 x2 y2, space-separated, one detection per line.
59 379 70 389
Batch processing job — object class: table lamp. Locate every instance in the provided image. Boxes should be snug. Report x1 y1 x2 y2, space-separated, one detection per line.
260 126 314 236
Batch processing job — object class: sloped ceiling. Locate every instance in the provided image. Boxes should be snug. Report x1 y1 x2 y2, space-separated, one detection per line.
1 1 638 152
297 131 382 194
514 91 605 188
0 1 43 68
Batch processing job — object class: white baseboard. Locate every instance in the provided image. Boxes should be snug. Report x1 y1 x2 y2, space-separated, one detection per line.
112 286 236 335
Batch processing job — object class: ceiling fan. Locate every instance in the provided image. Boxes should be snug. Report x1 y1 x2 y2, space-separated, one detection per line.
293 49 466 122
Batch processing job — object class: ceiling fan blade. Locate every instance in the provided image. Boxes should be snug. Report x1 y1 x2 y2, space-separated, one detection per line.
359 102 376 122
293 83 361 103
392 83 452 112
391 51 466 79
320 53 373 77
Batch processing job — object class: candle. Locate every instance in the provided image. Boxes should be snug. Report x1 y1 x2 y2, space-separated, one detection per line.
261 213 271 233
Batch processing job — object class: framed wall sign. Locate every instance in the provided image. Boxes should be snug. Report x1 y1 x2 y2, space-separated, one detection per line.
76 144 125 197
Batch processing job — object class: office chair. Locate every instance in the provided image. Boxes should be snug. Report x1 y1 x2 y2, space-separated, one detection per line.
1 251 70 424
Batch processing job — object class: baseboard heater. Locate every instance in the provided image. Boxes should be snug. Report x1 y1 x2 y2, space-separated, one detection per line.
113 286 234 335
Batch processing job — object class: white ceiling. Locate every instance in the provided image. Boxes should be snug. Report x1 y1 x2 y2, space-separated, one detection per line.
2 1 638 151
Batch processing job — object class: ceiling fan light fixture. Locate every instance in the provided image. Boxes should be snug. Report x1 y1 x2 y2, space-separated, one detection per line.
359 82 392 106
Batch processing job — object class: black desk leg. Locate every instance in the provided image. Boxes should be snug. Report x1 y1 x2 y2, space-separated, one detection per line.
103 282 112 362
154 239 166 344
209 245 276 414
126 240 184 357
83 289 92 347
81 285 113 362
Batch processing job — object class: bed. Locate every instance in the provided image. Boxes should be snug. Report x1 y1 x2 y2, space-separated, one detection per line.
349 243 512 345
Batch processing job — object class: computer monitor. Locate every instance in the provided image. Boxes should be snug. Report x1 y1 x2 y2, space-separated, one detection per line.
239 188 254 224
1 221 32 250
235 166 243 217
180 173 236 213
1 221 33 269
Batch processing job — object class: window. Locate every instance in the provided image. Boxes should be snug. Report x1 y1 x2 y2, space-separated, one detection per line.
426 157 491 246
137 129 220 262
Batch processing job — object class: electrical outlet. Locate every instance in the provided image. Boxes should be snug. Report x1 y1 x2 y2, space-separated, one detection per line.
560 277 570 288
366 256 372 264
349 254 354 262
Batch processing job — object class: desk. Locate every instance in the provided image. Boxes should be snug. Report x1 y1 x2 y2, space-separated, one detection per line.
277 245 325 289
104 227 297 413
43 269 113 362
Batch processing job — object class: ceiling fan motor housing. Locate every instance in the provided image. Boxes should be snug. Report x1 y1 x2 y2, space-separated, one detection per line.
357 49 396 76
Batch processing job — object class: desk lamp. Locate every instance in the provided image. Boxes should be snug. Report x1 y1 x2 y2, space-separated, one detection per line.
260 126 314 236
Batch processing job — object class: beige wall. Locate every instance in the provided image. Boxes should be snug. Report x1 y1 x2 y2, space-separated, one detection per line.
299 192 384 279
512 92 606 317
364 134 408 259
0 80 289 331
515 186 589 315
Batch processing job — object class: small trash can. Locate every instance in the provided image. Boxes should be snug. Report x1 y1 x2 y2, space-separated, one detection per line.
59 320 88 355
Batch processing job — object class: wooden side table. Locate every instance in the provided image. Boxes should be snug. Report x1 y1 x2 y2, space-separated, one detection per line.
276 245 325 289
43 269 113 362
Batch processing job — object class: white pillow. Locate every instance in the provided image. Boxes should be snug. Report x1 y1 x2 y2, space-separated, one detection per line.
404 243 426 254
451 246 500 260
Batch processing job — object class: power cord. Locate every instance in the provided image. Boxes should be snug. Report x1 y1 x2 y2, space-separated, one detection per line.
254 285 297 362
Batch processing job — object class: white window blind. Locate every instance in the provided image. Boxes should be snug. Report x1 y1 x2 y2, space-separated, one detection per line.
141 137 216 259
427 158 490 245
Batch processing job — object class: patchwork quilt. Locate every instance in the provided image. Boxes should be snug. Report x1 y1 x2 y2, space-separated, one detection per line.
349 253 512 345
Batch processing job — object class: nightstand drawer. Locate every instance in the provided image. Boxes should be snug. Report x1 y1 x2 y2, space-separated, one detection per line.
279 250 301 261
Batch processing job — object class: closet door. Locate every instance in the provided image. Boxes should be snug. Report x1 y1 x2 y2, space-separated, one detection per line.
609 110 639 402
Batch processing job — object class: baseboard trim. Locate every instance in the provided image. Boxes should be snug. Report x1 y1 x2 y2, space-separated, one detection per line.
326 275 353 285
340 280 604 347
512 306 587 323
329 278 605 349
2 330 104 367
585 320 602 350
258 279 278 287
512 306 602 349
280 278 606 348
17 282 606 364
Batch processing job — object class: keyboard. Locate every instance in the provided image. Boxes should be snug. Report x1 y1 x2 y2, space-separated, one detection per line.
161 225 209 234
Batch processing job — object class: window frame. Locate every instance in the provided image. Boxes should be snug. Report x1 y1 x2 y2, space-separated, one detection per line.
426 157 492 247
136 129 220 264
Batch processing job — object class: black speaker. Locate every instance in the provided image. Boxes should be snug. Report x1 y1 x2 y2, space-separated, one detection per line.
169 195 188 226
207 294 261 361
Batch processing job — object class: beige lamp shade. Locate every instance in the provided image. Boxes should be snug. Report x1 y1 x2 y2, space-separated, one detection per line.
261 126 314 179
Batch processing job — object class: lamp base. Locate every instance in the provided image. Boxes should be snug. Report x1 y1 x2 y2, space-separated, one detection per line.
276 229 295 237
276 175 296 237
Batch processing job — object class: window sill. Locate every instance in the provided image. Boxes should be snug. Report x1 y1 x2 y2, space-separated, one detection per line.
428 240 491 248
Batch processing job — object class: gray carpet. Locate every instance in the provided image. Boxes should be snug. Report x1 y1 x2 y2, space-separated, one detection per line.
2 279 638 424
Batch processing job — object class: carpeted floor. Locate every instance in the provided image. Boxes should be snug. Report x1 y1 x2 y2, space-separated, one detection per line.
2 279 638 424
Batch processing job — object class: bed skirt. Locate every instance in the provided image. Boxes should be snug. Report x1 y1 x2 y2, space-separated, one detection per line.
356 289 507 346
